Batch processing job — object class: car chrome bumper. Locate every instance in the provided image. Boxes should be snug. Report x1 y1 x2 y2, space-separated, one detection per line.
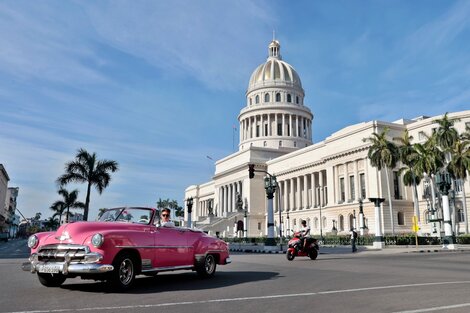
225 257 232 264
22 261 114 274
22 253 114 274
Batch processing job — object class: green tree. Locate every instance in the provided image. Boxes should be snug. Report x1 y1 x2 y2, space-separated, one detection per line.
51 188 85 223
394 129 421 221
43 217 59 231
364 127 399 234
57 148 119 221
50 202 66 225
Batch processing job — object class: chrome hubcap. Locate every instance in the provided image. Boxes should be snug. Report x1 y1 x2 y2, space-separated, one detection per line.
205 256 215 273
119 258 133 285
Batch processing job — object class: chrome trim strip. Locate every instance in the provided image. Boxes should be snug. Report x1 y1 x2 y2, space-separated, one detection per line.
141 264 194 273
116 245 193 249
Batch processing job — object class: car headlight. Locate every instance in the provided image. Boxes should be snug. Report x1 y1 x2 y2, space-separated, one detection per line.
91 233 104 248
27 235 39 249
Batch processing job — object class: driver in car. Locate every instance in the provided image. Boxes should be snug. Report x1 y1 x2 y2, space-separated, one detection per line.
158 208 175 227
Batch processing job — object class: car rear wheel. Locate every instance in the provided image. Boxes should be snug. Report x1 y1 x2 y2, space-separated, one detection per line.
37 273 66 287
196 254 216 278
107 253 136 290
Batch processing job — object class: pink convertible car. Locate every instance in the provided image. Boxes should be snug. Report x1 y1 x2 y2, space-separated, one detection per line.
22 207 231 290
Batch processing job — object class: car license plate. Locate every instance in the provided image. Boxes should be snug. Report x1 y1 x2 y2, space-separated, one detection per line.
38 264 61 274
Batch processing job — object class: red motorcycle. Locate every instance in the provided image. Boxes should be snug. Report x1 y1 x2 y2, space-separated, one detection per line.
286 231 320 261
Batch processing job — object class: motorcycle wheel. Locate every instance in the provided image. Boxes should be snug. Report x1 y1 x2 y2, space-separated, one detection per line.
286 250 295 261
308 248 318 260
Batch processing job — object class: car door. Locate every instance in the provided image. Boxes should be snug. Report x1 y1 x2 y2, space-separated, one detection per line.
153 226 191 268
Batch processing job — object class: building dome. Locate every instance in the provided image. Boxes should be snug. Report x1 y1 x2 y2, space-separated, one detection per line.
239 39 313 152
248 40 302 92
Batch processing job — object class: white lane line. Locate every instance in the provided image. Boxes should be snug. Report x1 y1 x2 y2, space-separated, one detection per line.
6 280 470 313
393 303 470 313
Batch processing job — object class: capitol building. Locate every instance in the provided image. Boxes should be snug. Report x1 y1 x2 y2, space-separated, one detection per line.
184 39 470 239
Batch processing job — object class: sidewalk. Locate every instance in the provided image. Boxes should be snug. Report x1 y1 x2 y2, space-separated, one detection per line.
229 243 470 255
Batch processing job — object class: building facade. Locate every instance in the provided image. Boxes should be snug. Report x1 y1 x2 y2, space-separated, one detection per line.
184 40 470 238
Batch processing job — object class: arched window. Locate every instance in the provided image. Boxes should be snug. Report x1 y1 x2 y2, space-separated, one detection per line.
249 98 252 106
458 209 465 222
287 94 292 103
264 93 270 103
314 217 318 229
296 96 299 104
397 211 405 225
349 214 354 230
279 141 282 147
276 93 281 102
255 95 259 104
322 217 327 229
339 215 344 231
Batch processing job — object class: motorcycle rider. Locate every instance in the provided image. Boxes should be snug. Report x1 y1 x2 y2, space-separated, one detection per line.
299 220 310 251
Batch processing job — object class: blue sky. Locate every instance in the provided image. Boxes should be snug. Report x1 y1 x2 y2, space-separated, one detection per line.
1 1 470 220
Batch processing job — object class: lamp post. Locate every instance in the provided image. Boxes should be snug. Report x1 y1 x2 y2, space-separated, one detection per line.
359 198 365 236
353 209 357 231
286 210 290 236
436 171 454 249
369 197 385 249
264 175 278 246
243 208 248 241
186 197 193 228
319 186 324 243
332 219 337 235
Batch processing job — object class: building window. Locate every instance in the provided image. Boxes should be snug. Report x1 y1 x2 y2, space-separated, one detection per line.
418 131 426 141
349 175 355 201
322 217 327 229
276 93 281 102
393 171 401 199
294 142 296 147
256 125 260 137
264 124 268 136
255 95 259 104
349 214 354 230
339 177 345 203
397 211 405 225
287 94 292 103
264 93 270 103
277 123 282 136
314 217 318 229
258 222 261 230
296 96 299 104
249 98 252 106
339 215 344 231
360 173 366 199
458 209 465 222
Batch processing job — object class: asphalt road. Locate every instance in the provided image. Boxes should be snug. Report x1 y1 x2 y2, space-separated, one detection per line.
1 239 470 313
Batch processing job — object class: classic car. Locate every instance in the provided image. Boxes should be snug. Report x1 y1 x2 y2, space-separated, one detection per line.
22 207 231 290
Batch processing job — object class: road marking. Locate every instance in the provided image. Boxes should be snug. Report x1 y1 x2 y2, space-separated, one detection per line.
393 303 470 313
6 280 470 313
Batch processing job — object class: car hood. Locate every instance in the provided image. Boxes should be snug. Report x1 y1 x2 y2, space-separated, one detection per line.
42 221 148 246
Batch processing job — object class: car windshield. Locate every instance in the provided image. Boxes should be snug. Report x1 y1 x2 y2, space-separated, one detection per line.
98 208 154 225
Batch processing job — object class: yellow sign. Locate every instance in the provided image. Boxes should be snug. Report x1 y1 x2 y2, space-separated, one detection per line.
412 216 419 232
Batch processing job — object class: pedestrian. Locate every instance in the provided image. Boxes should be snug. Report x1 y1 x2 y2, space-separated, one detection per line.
350 228 358 252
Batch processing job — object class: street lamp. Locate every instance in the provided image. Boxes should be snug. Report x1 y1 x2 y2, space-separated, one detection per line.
359 198 365 236
353 209 357 231
264 175 278 246
436 171 454 249
318 186 324 243
286 210 290 236
186 197 193 228
243 208 248 241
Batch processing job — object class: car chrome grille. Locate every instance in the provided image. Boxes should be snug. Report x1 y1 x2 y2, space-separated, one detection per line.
37 244 90 263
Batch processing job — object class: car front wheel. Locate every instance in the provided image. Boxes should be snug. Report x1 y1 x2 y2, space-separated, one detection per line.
107 253 136 290
196 254 216 278
37 273 66 287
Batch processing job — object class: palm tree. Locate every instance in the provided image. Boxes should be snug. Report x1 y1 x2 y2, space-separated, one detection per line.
433 112 460 153
43 217 59 231
51 188 85 223
50 202 66 225
363 127 399 234
448 138 470 233
57 148 119 221
394 129 421 221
